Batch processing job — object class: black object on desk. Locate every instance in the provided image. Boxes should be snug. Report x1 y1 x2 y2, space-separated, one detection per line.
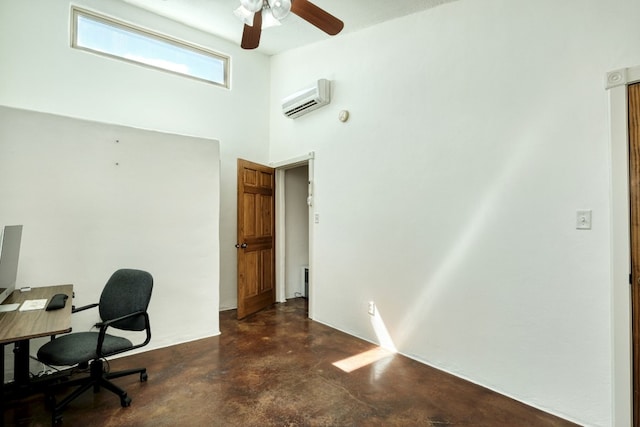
46 294 68 311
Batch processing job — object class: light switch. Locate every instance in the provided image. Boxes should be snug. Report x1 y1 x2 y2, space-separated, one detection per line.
314 213 320 224
576 210 592 230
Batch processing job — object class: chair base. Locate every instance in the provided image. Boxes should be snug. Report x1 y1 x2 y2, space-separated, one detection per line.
46 359 147 424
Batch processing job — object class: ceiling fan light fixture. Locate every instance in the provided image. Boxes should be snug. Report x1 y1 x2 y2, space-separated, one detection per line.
238 0 344 50
239 0 264 13
261 7 282 29
270 0 291 20
233 5 255 26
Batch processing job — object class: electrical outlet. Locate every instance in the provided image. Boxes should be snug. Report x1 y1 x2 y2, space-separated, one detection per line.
368 301 376 316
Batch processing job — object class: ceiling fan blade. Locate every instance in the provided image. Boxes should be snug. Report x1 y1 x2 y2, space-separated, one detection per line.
241 11 262 49
291 0 344 36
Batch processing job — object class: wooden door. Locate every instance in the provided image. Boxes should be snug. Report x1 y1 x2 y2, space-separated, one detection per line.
629 82 640 426
236 159 276 319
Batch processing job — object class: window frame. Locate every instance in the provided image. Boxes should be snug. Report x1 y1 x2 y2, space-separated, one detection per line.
70 6 230 89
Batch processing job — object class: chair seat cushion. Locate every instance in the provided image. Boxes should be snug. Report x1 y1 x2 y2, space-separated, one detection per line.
37 331 133 366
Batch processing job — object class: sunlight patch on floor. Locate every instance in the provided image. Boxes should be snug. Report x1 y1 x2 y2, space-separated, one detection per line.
333 306 397 373
332 347 395 373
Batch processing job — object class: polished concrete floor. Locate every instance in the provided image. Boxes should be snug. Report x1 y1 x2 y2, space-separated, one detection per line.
4 298 578 426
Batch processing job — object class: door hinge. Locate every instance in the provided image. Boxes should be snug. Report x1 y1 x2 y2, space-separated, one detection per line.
631 273 634 285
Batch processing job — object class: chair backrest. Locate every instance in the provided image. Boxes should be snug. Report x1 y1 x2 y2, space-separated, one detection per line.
99 269 153 331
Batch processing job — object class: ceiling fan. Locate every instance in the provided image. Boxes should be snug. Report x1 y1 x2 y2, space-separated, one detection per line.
234 0 344 49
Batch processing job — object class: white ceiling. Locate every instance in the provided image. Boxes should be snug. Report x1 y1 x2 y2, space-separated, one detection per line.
119 0 455 55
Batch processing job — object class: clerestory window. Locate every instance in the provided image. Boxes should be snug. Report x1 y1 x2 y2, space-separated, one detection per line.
71 7 230 88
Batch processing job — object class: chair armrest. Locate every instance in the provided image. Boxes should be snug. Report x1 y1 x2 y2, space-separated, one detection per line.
95 311 151 357
72 303 99 313
95 310 144 329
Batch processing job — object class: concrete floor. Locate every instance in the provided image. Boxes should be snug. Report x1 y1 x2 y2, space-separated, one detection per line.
3 298 578 426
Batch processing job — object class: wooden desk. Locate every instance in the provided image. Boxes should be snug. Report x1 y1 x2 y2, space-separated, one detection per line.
0 285 73 426
0 285 73 345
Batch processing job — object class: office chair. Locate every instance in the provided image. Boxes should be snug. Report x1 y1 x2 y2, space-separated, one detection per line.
37 269 153 424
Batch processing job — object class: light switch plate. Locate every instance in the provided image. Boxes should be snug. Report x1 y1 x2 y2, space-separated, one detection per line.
576 210 592 230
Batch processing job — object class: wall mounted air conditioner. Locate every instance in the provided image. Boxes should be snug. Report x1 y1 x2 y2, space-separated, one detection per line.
282 79 331 119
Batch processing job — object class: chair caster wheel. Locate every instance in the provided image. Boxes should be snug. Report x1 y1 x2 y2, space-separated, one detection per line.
121 395 132 407
140 372 148 382
53 414 63 425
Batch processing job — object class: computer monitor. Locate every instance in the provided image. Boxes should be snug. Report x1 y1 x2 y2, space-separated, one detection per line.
0 225 23 304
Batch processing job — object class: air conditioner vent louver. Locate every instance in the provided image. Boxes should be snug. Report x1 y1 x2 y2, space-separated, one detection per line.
286 100 319 117
282 79 330 119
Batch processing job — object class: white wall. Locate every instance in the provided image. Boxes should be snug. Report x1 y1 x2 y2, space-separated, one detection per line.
0 0 271 311
284 165 309 298
269 0 640 425
0 107 219 379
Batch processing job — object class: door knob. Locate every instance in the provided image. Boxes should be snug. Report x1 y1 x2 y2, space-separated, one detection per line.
235 243 247 249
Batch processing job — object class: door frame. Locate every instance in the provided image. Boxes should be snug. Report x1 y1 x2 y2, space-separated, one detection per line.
270 152 315 318
608 66 640 427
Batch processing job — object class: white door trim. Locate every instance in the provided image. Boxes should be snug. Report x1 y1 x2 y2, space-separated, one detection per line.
607 65 640 427
271 152 315 318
